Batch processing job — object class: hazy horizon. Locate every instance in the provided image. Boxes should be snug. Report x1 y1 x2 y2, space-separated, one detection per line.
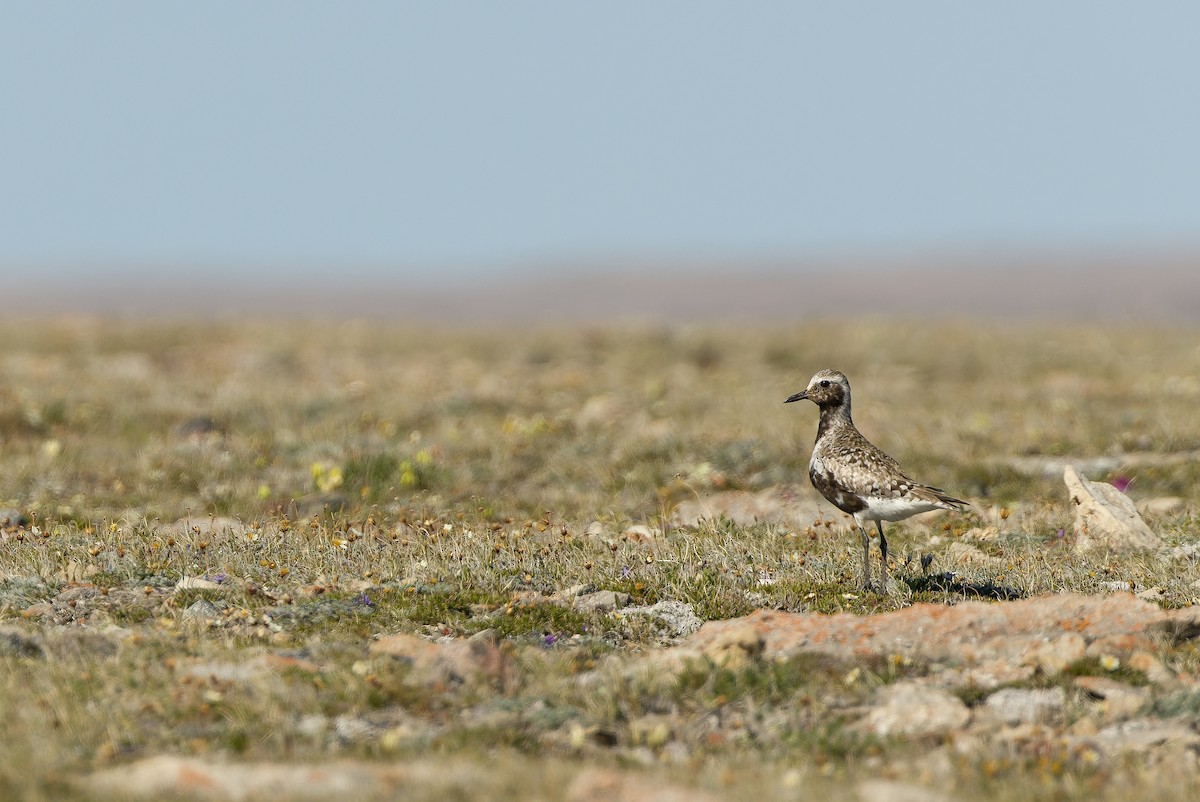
4 3 1200 283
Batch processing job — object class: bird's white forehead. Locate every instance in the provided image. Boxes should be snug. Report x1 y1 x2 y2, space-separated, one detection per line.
808 370 848 388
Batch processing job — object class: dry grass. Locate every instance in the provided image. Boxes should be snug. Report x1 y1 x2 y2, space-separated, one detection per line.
1 318 1199 801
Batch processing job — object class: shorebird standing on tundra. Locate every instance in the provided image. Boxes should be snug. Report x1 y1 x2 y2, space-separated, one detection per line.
785 369 967 592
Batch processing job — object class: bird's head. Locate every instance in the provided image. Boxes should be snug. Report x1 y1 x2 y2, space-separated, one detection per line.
784 369 850 408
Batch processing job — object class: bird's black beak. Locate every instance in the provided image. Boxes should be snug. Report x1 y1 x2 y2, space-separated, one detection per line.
784 390 808 404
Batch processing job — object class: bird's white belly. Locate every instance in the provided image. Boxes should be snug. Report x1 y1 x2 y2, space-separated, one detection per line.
857 496 942 522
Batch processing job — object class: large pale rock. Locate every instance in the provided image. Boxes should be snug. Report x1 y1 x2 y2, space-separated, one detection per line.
1064 465 1161 553
858 682 969 737
983 687 1066 725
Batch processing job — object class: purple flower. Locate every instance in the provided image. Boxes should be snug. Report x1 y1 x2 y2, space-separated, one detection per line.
209 573 228 584
621 565 632 579
1110 475 1132 493
543 633 558 646
1056 529 1065 539
355 593 374 607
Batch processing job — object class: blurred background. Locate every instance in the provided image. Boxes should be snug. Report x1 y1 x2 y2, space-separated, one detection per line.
3 2 1198 322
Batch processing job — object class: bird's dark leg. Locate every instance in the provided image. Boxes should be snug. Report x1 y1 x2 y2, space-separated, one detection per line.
858 524 871 590
875 520 889 592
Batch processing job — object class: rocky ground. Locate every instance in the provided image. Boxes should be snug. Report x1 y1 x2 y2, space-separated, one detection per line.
3 321 1200 800
8 582 1200 801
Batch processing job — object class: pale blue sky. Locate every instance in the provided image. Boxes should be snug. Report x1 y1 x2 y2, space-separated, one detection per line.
3 3 1199 278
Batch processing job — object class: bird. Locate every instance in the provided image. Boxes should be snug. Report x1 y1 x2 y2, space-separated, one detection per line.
785 369 967 592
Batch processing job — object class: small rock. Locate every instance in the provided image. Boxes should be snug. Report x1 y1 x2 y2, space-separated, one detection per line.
622 524 659 543
296 714 329 738
1065 465 1161 553
369 633 443 679
1022 633 1086 674
958 526 1000 542
1135 586 1165 602
621 601 703 639
182 599 222 622
369 633 508 688
468 628 498 644
1075 676 1150 721
574 590 630 612
21 602 54 620
55 559 100 582
983 687 1066 725
945 542 995 566
333 715 377 743
1136 496 1186 517
556 583 594 600
576 395 630 428
699 623 763 668
1171 543 1200 562
859 682 969 737
439 638 510 687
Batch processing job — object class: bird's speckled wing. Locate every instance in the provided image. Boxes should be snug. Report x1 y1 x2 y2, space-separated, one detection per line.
810 428 964 511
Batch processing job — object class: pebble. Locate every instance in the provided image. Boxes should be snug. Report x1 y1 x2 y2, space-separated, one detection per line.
574 590 630 612
620 600 703 639
859 682 970 737
982 687 1066 725
182 599 222 622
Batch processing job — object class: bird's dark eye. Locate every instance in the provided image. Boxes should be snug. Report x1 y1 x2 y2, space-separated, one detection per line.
820 380 830 388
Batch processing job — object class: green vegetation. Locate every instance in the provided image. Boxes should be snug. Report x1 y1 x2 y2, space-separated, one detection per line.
1 319 1199 801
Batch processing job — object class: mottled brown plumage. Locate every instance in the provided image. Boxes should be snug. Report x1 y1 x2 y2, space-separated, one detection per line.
786 369 967 592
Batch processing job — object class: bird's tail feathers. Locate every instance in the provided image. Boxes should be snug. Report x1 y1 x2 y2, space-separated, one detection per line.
912 485 969 510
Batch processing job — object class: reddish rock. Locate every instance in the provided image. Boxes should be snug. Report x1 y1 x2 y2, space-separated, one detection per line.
687 594 1167 667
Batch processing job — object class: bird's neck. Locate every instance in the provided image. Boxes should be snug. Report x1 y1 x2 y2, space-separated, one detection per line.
816 401 853 441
